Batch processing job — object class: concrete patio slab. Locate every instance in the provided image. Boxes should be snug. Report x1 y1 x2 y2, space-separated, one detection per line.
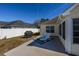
4 36 68 56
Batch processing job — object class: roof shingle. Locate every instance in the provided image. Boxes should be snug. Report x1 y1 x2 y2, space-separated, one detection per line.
41 17 58 25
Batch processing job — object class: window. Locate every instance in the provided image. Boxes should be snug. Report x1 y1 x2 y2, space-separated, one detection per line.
59 21 65 40
62 21 65 40
73 32 79 36
73 18 79 24
73 18 79 44
73 37 79 44
59 24 61 36
46 26 54 33
73 26 79 30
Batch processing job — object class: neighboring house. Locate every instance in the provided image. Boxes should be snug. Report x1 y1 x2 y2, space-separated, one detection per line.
40 4 79 55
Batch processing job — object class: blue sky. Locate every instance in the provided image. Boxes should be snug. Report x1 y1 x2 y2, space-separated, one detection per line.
0 3 73 23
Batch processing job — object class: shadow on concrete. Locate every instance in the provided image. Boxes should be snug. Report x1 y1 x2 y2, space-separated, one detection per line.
28 36 65 54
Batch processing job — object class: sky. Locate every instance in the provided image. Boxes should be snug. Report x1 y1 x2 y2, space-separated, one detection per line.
0 3 73 23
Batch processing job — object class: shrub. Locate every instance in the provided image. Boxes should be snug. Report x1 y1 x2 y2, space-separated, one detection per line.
24 31 33 38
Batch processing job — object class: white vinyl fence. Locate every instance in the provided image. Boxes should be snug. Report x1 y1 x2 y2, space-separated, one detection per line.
0 28 39 39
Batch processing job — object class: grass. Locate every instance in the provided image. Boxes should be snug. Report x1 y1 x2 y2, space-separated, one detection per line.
0 34 38 55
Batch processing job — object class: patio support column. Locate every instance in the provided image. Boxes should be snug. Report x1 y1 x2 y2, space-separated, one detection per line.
65 16 73 54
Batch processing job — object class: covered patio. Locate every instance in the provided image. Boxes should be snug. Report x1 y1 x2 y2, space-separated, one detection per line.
28 36 65 54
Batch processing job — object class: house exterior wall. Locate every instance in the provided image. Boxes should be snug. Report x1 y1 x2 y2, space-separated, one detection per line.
40 24 58 36
69 5 79 55
58 29 65 47
62 4 79 55
40 24 46 35
55 24 59 36
57 16 73 54
57 18 65 46
0 28 39 39
65 17 73 54
70 5 79 18
71 44 79 55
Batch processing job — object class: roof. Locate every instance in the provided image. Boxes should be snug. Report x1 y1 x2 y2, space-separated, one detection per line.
41 17 58 25
41 4 76 25
62 4 78 16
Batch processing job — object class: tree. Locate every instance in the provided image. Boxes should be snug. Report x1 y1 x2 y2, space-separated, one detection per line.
40 18 49 23
33 18 49 28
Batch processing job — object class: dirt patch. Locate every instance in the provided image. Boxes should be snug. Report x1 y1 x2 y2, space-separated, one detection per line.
0 35 37 55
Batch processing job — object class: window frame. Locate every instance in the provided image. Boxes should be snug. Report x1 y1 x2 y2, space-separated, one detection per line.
46 26 54 33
